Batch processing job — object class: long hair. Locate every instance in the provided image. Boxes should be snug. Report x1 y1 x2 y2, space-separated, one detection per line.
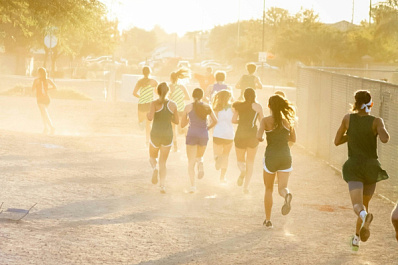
38 67 47 80
170 68 189 84
212 90 232 112
192 88 210 120
232 88 256 112
268 94 296 127
157 82 169 104
352 90 372 112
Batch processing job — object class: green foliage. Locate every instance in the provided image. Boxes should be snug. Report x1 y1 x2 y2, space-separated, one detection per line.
118 27 157 64
0 0 117 58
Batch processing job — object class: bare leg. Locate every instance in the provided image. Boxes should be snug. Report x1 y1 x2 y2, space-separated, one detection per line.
149 143 160 184
243 146 258 192
196 145 207 179
220 142 233 181
158 145 171 188
277 171 291 199
38 104 54 133
263 170 276 221
392 203 398 241
186 145 197 187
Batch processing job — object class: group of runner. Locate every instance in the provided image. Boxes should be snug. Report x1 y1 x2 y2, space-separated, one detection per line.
30 64 398 247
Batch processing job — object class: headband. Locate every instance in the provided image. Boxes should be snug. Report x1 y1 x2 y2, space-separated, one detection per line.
361 99 373 113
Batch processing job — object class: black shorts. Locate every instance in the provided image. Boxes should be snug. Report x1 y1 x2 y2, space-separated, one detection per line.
263 156 292 174
213 137 233 145
150 135 173 148
342 157 389 184
138 103 150 112
234 137 259 149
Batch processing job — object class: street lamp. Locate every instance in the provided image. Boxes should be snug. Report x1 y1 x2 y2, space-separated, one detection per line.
262 0 265 52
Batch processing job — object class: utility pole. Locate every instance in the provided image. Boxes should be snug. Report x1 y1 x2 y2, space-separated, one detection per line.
369 0 372 24
262 0 265 52
351 0 355 24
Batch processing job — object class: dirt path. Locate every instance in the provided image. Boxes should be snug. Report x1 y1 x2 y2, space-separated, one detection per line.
0 96 396 265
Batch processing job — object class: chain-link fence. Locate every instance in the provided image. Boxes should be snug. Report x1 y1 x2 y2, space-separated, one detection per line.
297 66 398 202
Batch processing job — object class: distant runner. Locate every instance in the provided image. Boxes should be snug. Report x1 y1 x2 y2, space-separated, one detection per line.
147 82 179 194
232 88 264 194
211 90 234 183
31 67 56 135
235 63 263 100
133 66 158 146
334 90 390 251
181 88 217 193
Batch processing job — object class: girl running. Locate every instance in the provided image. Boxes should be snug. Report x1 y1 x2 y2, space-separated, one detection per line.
169 69 190 152
133 66 158 146
211 90 234 183
232 88 264 194
205 71 233 103
31 67 56 135
181 88 217 193
334 90 390 250
147 82 179 194
257 94 296 228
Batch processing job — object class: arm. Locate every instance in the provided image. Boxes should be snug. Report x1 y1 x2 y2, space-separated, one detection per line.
170 102 179 125
181 85 190 100
147 101 156 121
235 77 242 90
255 76 263 90
334 114 349 146
256 103 264 122
47 79 57 90
288 126 296 146
376 117 390 143
257 118 266 142
232 108 239 124
207 107 218 130
180 105 190 128
132 80 141 98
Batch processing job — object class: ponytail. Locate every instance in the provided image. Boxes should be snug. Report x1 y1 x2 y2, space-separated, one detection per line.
268 95 296 127
232 88 256 112
157 82 169 104
192 88 210 120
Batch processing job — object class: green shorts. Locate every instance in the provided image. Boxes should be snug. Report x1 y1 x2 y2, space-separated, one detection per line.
342 157 389 185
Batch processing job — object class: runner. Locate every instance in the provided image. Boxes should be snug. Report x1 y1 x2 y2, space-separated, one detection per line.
232 88 264 194
133 66 158 146
31 67 56 135
205 71 233 103
334 90 390 250
211 90 234 183
147 82 179 194
169 69 191 152
194 67 215 92
181 88 217 193
257 94 296 228
235 63 263 100
392 203 398 241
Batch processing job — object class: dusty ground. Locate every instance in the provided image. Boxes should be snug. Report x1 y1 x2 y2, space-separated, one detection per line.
0 96 397 265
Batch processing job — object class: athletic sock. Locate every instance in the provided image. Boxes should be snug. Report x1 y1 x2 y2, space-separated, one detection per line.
359 210 367 221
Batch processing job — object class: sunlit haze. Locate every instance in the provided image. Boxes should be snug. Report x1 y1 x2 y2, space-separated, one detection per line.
101 0 382 35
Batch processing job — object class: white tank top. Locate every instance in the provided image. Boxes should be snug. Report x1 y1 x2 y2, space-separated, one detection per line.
213 107 234 140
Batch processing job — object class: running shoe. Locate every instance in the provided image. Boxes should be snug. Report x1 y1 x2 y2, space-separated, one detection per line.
189 186 197 193
359 213 373 242
263 220 273 229
151 169 158 185
160 186 166 194
281 193 292 215
350 235 360 251
197 162 204 179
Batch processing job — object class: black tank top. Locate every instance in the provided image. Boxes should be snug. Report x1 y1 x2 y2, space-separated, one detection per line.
347 114 377 159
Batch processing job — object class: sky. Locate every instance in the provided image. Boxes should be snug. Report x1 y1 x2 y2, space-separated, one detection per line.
101 0 382 36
